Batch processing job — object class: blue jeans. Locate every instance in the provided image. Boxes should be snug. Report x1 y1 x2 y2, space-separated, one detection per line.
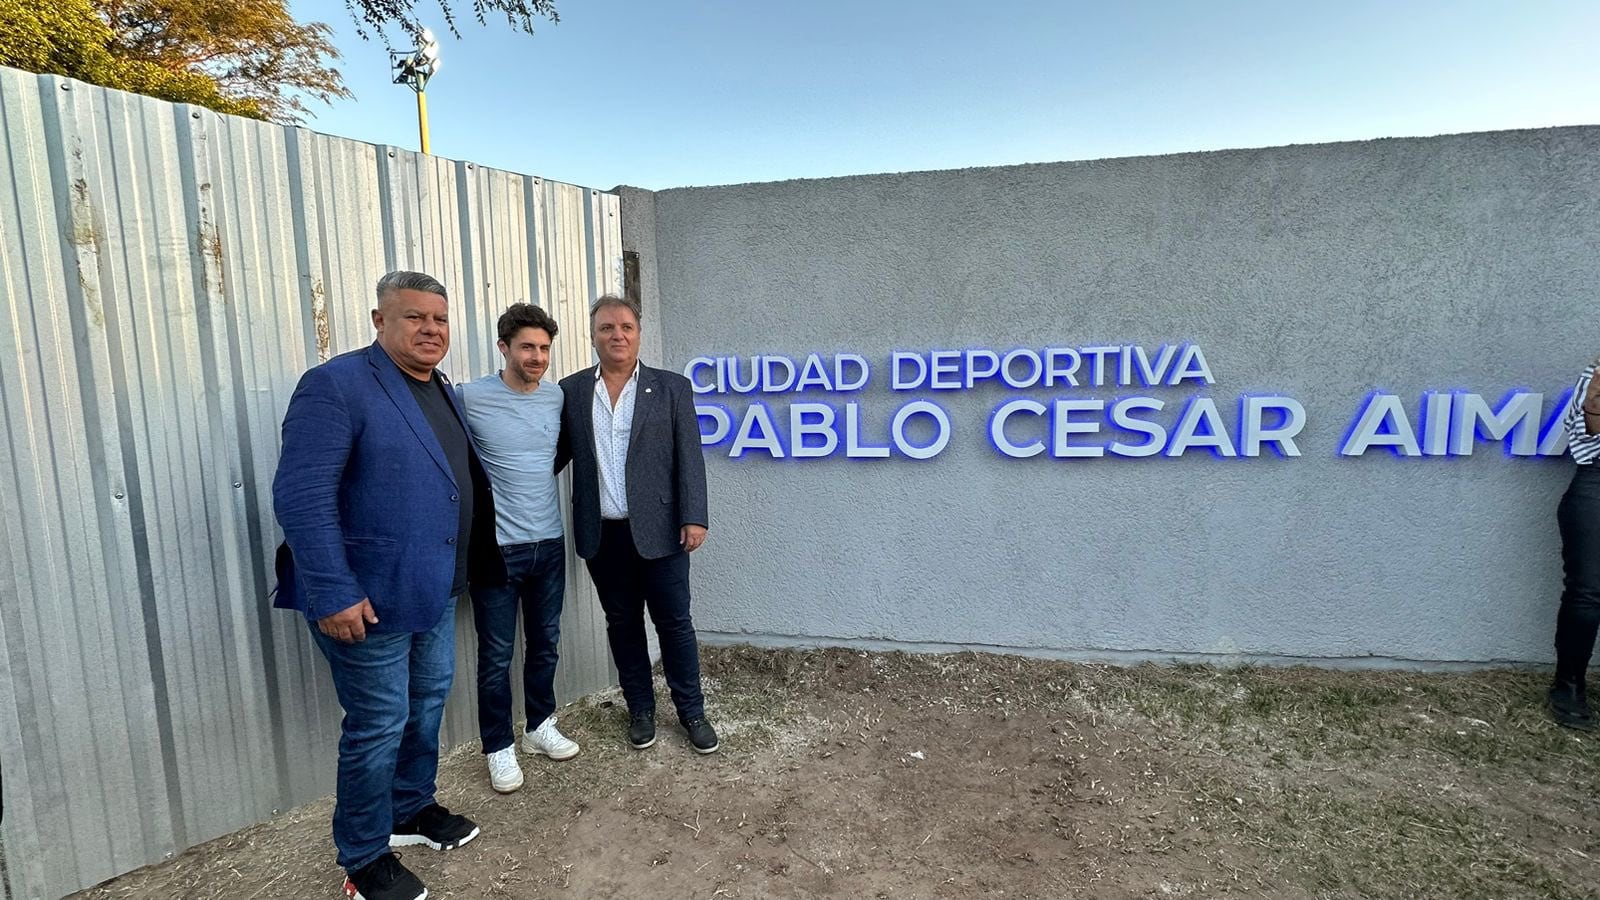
308 600 456 873
470 538 566 753
586 519 706 723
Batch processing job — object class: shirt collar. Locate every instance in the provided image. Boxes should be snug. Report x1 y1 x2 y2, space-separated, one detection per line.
594 362 641 383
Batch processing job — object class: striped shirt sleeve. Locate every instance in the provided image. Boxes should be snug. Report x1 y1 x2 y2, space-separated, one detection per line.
1565 364 1600 464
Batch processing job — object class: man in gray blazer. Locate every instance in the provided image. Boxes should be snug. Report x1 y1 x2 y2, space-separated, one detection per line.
557 294 718 753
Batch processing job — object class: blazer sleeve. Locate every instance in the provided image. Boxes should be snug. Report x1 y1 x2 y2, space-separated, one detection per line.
272 365 364 619
672 376 710 529
554 391 572 475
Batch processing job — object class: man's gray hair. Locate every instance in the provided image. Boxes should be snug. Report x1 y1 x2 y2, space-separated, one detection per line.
375 270 448 303
589 293 641 324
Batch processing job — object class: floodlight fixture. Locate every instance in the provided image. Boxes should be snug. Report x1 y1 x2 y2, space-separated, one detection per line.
389 25 442 154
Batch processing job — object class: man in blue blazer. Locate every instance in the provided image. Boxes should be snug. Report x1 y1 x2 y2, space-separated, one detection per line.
557 294 718 755
273 271 501 900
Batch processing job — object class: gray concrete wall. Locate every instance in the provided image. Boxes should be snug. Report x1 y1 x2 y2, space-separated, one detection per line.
634 128 1600 666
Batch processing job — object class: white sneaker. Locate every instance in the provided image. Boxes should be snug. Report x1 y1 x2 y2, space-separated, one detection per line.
486 746 523 793
522 715 581 760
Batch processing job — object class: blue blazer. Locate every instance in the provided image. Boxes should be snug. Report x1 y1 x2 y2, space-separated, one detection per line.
271 342 502 632
556 364 709 560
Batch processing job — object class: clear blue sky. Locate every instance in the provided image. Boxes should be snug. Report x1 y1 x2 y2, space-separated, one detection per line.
290 0 1599 190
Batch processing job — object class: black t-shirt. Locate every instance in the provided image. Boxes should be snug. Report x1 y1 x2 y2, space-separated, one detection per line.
405 372 474 596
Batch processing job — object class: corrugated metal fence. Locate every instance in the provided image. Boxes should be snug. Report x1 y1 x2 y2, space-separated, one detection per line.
0 68 619 899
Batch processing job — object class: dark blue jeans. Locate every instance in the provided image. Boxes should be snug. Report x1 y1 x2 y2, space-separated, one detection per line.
308 599 456 873
586 519 706 723
470 538 566 753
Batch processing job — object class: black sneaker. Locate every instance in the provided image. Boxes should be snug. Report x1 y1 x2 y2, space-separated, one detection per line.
628 710 657 749
390 803 480 851
684 716 720 754
343 852 426 900
1549 679 1594 730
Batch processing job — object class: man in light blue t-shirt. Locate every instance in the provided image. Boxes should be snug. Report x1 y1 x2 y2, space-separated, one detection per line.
458 302 578 794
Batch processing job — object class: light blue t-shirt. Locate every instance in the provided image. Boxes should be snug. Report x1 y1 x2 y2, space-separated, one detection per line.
457 373 565 545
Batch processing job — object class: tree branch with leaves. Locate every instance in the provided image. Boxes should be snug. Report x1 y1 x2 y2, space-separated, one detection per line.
96 0 352 123
342 0 558 40
0 0 267 118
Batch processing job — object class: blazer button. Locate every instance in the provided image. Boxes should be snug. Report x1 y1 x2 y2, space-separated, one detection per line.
450 494 459 502
446 537 457 545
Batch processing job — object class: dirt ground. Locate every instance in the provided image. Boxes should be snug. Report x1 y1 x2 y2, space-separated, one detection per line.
75 646 1598 900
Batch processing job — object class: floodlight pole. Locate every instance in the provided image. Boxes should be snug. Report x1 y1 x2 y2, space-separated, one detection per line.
392 28 441 155
416 90 430 154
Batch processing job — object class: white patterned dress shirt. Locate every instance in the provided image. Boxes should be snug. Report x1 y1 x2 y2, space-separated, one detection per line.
593 363 640 519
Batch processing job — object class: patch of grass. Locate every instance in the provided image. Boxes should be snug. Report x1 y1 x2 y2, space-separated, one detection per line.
1056 661 1600 900
717 647 1599 899
1185 776 1589 900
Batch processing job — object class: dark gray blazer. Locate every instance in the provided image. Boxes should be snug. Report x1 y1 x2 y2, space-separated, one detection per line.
556 363 709 560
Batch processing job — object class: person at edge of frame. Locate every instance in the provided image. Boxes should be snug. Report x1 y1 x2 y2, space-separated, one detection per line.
1550 353 1600 731
456 302 580 795
271 270 498 900
555 293 720 755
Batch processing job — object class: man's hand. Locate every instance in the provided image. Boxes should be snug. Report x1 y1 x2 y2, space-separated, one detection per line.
318 599 379 643
680 524 708 553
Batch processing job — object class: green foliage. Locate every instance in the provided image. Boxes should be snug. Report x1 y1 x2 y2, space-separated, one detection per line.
99 0 351 123
0 0 352 123
0 0 134 91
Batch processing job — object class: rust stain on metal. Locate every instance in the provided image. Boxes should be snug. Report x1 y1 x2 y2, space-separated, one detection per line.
310 278 330 362
78 269 103 328
69 178 98 247
67 176 103 326
195 224 224 295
